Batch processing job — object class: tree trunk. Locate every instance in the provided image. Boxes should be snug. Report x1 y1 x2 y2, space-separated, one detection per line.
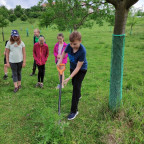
107 0 139 111
130 25 133 35
2 27 4 41
114 7 129 34
109 4 128 111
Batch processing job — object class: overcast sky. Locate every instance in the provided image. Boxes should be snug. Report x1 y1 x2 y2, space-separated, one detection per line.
0 0 144 10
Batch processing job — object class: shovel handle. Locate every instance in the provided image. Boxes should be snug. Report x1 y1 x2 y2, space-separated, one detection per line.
57 64 66 75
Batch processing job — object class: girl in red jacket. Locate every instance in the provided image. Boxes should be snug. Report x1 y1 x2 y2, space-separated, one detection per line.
33 36 49 88
53 33 68 89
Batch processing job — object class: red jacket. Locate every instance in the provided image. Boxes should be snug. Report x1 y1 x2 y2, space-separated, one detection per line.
33 43 49 65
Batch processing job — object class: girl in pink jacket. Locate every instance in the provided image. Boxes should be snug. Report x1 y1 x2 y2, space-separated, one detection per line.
54 33 68 89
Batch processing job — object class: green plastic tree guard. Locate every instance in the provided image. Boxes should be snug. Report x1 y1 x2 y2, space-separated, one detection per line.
109 34 125 111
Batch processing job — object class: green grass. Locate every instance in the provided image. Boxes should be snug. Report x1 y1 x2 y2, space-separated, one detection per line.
0 18 144 144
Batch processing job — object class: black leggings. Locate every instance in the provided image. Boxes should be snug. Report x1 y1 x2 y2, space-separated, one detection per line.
70 69 87 113
32 59 37 74
37 65 45 83
10 61 23 82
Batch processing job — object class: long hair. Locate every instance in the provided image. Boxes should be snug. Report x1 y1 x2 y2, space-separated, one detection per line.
10 36 21 45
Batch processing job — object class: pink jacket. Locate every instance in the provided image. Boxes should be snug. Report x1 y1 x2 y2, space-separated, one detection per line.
33 43 49 66
53 42 68 64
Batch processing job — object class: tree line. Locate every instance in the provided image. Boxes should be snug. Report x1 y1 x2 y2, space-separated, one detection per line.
0 0 143 41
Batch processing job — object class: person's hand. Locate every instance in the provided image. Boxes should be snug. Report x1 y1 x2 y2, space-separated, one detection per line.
57 55 61 59
7 63 10 68
63 77 70 86
4 51 6 55
22 62 26 67
57 59 62 66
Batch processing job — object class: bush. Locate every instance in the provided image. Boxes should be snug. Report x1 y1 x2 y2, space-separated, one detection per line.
36 108 69 144
20 15 27 22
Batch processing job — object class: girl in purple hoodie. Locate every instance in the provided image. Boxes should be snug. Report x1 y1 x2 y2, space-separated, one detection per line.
54 33 68 89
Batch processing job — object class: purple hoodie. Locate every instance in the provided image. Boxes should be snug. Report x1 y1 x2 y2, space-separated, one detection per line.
53 42 68 64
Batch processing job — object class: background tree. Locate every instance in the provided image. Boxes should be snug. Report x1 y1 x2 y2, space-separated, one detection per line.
24 8 31 17
39 0 111 31
136 9 144 16
105 5 115 31
20 15 27 22
9 14 17 23
8 9 14 15
127 7 139 35
0 6 9 41
27 18 36 28
28 5 44 18
29 12 41 18
14 5 23 18
0 6 9 18
0 15 9 41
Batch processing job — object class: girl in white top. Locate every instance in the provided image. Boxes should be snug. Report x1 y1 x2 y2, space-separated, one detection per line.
6 30 26 93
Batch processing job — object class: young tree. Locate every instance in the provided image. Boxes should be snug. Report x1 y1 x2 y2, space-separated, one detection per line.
39 8 55 28
127 7 138 35
0 15 9 41
9 14 17 23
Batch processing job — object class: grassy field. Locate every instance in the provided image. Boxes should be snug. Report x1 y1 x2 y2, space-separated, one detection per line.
0 18 144 144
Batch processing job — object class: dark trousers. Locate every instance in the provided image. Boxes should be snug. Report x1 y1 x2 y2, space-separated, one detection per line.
32 59 37 74
37 65 45 83
4 55 6 64
10 61 23 82
70 69 87 113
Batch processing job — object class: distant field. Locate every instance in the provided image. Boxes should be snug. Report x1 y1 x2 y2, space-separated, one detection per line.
0 18 144 144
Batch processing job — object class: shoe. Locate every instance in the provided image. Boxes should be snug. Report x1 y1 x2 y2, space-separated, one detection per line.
68 111 79 120
30 73 35 76
79 96 82 100
13 87 19 93
36 82 40 87
18 85 22 89
3 75 8 80
40 83 43 88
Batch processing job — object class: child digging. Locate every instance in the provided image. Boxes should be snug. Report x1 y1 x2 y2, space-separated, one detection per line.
57 31 87 120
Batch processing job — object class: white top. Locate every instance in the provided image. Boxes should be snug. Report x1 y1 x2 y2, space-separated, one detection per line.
58 44 63 55
6 41 25 63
